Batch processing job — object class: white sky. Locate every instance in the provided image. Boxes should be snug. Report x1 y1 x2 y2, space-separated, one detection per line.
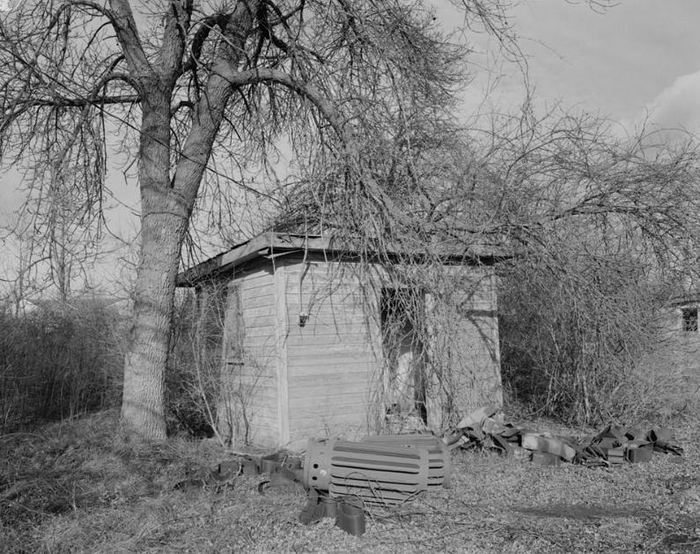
2 0 699 295
483 0 700 130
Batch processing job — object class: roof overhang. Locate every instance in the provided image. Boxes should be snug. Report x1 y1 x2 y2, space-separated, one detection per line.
670 294 700 307
176 232 509 287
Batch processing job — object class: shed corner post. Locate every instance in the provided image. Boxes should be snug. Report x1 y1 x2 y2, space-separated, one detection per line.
274 261 290 446
423 291 445 431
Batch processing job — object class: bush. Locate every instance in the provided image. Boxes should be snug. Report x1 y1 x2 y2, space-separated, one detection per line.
166 286 224 439
498 253 673 426
0 297 125 432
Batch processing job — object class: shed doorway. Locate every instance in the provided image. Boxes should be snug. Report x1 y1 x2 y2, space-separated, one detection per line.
380 288 427 424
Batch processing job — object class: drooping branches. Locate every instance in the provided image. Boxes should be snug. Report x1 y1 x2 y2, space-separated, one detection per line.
0 0 522 439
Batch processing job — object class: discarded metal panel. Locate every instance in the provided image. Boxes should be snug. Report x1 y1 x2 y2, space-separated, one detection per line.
304 439 430 505
605 446 625 464
299 488 338 524
626 444 653 463
335 497 366 536
531 451 562 466
521 433 576 462
457 405 498 430
362 434 451 488
595 436 620 450
445 405 684 468
648 428 674 443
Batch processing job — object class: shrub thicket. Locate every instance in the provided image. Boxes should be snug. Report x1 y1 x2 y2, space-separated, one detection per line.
0 297 125 432
498 251 681 426
166 287 224 439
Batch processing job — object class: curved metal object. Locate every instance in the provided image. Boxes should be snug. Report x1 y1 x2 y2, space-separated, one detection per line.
304 439 430 505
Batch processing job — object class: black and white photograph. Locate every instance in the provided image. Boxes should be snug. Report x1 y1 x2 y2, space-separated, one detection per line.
0 1 698 551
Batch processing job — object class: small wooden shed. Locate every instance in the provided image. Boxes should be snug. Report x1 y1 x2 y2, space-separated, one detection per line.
177 232 503 448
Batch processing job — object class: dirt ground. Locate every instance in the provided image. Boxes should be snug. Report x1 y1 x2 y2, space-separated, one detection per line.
1 409 699 553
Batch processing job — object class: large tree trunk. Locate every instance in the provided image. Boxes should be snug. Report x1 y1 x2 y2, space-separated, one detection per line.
121 198 189 440
121 88 186 441
120 70 237 439
119 4 252 440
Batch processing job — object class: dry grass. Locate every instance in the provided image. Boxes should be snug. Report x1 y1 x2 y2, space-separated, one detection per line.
1 409 699 553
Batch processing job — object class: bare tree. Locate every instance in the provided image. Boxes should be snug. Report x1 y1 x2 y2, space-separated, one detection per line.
0 0 512 440
474 109 700 423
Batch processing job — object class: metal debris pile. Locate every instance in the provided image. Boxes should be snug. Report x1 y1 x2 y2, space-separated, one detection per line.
445 405 684 467
182 407 685 537
251 434 451 536
173 434 452 536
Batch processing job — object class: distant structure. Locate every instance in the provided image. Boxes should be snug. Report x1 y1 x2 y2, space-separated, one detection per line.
662 291 700 366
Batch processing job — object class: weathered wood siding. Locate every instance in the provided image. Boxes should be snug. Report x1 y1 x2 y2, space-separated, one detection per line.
279 257 380 443
215 256 502 447
218 262 281 446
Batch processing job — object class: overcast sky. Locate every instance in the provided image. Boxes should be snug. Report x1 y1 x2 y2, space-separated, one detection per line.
485 0 700 131
2 0 699 293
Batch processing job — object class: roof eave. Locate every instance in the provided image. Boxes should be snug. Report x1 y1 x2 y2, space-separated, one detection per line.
176 232 509 287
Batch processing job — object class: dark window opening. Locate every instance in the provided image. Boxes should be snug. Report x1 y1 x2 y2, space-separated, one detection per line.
682 307 698 332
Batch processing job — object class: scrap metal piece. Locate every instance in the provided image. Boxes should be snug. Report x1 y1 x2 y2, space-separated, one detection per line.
653 440 684 456
626 444 653 463
241 456 261 475
605 446 626 464
625 427 646 441
521 433 576 462
299 488 337 524
531 451 562 466
261 454 281 474
362 434 452 488
335 497 366 536
304 439 430 505
490 433 514 457
647 428 674 443
500 425 522 442
595 437 620 450
258 466 302 495
456 405 498 430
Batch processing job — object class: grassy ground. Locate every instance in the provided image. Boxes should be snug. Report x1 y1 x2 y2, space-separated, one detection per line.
1 409 699 553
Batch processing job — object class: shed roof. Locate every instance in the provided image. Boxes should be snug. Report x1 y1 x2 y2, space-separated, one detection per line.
177 232 507 287
670 292 700 307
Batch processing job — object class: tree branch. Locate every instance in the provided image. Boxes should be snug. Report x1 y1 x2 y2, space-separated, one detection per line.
107 0 154 84
212 65 346 139
13 95 140 110
159 0 193 85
